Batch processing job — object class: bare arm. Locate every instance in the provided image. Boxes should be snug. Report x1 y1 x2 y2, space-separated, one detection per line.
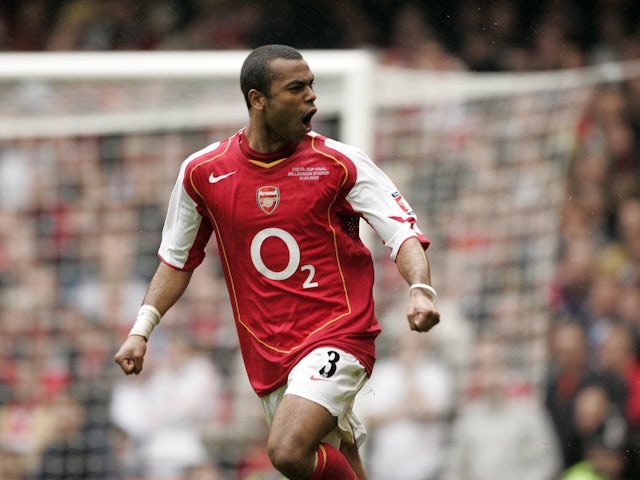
141 261 193 315
396 237 440 333
114 262 193 375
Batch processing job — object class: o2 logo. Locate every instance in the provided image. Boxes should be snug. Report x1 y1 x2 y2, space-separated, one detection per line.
250 227 318 289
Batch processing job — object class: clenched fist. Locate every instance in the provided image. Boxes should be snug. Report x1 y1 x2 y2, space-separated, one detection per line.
407 290 440 333
114 335 148 375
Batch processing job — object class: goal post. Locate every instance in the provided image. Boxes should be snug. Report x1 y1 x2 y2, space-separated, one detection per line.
0 50 376 151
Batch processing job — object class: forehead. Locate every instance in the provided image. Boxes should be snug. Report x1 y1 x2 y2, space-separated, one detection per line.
268 57 313 84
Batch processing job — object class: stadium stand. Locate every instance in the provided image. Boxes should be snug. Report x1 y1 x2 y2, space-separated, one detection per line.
0 1 639 479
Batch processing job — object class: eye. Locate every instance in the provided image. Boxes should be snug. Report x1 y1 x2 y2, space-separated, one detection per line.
288 81 313 93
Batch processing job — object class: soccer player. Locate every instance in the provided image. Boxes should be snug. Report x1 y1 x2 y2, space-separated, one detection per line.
114 44 440 480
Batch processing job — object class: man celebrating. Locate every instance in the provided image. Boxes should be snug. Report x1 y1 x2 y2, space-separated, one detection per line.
115 44 439 480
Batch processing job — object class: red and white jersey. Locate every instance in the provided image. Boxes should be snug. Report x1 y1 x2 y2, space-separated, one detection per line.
159 130 429 396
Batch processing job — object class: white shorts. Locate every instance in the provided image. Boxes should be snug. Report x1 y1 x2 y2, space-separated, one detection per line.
261 347 369 448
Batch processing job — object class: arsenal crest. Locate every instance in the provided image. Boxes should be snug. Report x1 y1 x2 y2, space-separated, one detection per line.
256 186 280 215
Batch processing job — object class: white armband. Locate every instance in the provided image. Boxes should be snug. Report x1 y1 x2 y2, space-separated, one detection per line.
409 283 438 304
129 305 162 340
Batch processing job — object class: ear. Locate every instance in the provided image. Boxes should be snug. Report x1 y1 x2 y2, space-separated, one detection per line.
248 89 266 111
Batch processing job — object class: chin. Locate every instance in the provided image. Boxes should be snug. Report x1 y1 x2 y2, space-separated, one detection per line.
290 131 307 143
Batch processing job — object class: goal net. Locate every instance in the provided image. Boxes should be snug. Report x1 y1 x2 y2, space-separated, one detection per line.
1 50 638 477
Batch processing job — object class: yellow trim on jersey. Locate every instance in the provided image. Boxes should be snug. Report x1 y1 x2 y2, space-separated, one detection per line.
310 134 353 317
248 157 289 168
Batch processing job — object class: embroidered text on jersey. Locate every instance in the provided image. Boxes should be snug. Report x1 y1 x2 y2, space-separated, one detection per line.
287 165 330 181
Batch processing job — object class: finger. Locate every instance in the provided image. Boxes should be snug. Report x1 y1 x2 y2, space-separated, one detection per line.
133 357 144 375
409 319 421 332
117 357 138 375
413 311 440 332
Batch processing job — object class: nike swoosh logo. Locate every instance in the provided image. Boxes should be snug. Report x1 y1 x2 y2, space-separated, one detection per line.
208 171 236 183
309 375 331 382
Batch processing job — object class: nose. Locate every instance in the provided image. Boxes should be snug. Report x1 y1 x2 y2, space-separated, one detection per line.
305 85 316 102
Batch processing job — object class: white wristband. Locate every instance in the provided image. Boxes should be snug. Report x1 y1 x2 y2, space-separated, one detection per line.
409 283 438 304
129 305 162 340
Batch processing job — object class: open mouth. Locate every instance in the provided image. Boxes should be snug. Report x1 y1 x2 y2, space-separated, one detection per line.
302 109 316 131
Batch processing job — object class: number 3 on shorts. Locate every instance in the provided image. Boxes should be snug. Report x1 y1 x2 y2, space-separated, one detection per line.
318 350 341 378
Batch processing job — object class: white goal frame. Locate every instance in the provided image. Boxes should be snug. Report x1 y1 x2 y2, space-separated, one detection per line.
0 50 375 152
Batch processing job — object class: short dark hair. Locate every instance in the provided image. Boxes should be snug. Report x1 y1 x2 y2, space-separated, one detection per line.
240 44 303 109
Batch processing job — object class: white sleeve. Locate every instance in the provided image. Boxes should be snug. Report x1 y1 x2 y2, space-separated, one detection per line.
158 158 206 269
325 138 427 261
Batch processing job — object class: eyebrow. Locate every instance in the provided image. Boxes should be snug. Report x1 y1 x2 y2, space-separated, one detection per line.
284 76 314 88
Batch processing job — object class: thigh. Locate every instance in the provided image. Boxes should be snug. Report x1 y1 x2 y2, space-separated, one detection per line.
268 392 338 454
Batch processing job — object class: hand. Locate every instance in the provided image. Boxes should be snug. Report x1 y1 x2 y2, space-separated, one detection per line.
407 290 440 333
114 335 148 375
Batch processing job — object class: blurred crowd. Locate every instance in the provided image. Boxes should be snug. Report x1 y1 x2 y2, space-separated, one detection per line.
0 0 640 479
0 0 638 69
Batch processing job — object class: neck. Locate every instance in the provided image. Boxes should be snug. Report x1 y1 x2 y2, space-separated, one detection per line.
244 125 293 154
239 129 298 162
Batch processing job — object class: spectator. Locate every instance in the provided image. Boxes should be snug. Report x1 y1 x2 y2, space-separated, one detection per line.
545 322 600 469
561 385 629 480
598 197 640 297
597 324 640 425
551 237 598 324
596 324 640 477
110 330 227 478
31 392 118 480
356 331 454 480
380 2 465 71
444 336 560 480
561 436 628 480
